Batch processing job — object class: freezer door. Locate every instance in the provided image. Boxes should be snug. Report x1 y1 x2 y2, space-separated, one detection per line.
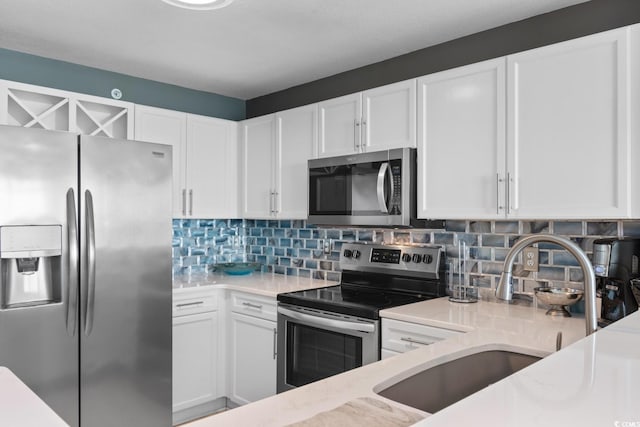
79 136 172 427
0 125 80 426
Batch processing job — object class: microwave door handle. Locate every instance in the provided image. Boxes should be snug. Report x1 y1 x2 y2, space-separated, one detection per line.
377 162 393 213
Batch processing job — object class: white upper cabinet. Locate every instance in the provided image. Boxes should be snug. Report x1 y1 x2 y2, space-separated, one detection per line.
417 58 506 219
417 25 639 220
318 93 361 157
276 104 317 218
317 79 416 158
135 105 239 218
0 79 133 138
242 106 317 219
135 106 187 217
362 79 417 152
507 26 634 219
186 115 239 218
241 115 276 219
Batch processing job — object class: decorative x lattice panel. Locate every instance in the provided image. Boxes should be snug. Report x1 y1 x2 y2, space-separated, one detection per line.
1 80 133 139
74 99 129 139
7 87 70 131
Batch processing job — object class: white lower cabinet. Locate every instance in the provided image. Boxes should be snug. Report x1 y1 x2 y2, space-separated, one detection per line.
381 318 461 359
228 292 278 406
172 289 225 425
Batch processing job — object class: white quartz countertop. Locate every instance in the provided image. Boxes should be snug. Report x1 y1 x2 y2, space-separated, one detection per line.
186 296 623 427
0 367 69 426
173 272 336 297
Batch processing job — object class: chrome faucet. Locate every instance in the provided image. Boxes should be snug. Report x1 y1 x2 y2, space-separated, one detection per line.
495 234 598 336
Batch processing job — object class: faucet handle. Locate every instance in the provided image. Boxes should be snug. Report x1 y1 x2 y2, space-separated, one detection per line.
496 271 514 301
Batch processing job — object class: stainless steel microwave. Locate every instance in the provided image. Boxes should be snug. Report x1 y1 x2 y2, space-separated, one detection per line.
308 148 416 227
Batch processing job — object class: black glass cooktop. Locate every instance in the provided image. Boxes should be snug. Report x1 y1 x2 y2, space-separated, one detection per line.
277 284 430 320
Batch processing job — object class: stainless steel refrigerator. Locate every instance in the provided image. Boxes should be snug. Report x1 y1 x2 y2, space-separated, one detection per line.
0 125 172 426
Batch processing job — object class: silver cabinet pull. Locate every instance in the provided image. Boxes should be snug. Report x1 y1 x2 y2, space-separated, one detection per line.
269 191 275 215
188 189 193 216
400 337 433 347
496 174 504 214
66 188 79 337
84 190 96 337
354 119 360 151
506 172 512 214
181 189 187 216
273 191 279 215
361 119 367 152
272 328 277 360
242 301 263 310
176 301 204 308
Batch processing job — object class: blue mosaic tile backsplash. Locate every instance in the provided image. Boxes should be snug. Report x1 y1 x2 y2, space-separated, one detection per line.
173 218 640 296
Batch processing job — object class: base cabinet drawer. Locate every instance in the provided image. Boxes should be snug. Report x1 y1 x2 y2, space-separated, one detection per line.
381 318 462 355
173 289 218 316
230 291 277 321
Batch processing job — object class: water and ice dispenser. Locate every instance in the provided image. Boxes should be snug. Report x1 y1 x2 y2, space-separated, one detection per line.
0 225 62 309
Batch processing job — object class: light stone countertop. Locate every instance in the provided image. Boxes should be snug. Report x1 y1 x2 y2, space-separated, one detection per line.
184 295 610 427
0 367 69 427
173 271 336 297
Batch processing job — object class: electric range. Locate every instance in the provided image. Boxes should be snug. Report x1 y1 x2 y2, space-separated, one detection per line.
276 242 447 392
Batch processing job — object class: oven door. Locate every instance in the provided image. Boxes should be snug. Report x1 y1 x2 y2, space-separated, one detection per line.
276 304 379 393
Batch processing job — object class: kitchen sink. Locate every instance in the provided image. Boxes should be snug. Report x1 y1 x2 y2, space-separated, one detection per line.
376 350 542 413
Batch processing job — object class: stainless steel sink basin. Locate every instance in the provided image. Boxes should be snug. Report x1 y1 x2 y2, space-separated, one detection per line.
376 350 541 413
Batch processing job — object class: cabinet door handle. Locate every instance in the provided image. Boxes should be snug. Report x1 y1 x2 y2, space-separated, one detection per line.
496 174 504 214
400 337 433 347
176 301 204 308
188 189 193 216
274 192 279 215
506 173 512 214
273 328 277 360
182 189 187 216
354 119 360 151
269 191 275 215
361 119 367 152
242 301 263 310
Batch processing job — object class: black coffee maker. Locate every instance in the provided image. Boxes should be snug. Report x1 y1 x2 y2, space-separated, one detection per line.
592 238 640 325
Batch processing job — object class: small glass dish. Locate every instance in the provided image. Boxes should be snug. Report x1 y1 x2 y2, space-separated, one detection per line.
214 262 262 275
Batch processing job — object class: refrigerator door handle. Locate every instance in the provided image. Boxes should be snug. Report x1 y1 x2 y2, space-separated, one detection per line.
66 188 79 336
84 190 97 336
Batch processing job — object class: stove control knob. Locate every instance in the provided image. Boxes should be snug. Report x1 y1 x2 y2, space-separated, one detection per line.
412 254 422 263
422 254 433 264
352 250 361 259
343 249 353 258
401 253 412 263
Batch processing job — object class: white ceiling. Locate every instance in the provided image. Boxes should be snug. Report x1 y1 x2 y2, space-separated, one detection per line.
0 0 589 100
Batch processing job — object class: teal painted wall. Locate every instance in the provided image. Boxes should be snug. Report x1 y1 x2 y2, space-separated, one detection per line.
0 48 245 121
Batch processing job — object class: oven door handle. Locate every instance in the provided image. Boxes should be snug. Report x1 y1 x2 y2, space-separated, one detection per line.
278 307 375 333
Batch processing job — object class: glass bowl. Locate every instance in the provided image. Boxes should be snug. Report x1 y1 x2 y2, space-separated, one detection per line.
214 262 262 275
